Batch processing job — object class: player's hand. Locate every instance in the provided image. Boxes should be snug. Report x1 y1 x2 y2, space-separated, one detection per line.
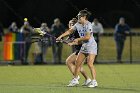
68 42 75 46
73 38 79 44
68 42 73 46
68 41 78 46
56 36 62 42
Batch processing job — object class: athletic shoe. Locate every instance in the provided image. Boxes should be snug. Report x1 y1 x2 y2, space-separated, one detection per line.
88 80 98 88
67 78 79 87
72 76 80 81
82 78 91 86
77 75 80 81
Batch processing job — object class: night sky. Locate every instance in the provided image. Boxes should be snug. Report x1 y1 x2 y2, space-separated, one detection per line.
0 0 140 28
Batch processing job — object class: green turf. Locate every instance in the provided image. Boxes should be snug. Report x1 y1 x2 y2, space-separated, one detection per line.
0 64 140 93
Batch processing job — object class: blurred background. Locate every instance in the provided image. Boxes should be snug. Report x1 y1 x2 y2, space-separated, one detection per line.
0 0 140 65
0 0 140 27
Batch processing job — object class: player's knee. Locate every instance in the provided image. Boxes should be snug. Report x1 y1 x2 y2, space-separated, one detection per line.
80 67 84 72
66 59 72 65
65 60 69 65
87 62 93 68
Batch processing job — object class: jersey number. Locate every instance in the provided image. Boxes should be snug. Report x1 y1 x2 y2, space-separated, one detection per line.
80 33 84 36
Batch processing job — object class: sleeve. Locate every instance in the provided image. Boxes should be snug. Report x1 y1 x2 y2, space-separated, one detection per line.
87 23 92 33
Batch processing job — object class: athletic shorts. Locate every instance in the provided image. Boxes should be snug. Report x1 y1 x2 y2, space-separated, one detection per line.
80 43 97 55
74 50 80 55
73 44 82 55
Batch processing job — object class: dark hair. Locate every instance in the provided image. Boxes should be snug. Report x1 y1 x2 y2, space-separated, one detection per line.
69 18 77 26
71 18 77 24
77 8 91 19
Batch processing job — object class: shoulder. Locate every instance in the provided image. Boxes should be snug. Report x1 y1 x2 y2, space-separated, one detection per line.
86 21 92 28
75 22 80 26
87 21 92 25
73 22 80 28
86 21 92 27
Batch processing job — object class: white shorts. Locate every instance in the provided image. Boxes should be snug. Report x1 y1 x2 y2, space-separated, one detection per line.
80 43 97 55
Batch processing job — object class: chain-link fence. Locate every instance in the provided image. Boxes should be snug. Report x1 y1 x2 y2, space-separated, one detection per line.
0 29 140 64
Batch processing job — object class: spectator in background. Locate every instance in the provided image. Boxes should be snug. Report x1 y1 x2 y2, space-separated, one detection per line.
92 18 104 63
38 22 51 64
8 22 19 33
20 20 33 64
114 17 130 63
51 18 65 64
0 23 4 41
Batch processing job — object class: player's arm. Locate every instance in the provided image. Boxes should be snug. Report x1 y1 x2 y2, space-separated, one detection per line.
56 28 74 40
68 41 78 46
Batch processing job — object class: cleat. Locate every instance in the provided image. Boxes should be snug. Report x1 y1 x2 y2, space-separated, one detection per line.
88 80 98 88
67 78 79 87
82 78 91 86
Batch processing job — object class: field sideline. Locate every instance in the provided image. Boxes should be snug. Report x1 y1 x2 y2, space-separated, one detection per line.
0 64 140 93
0 28 140 63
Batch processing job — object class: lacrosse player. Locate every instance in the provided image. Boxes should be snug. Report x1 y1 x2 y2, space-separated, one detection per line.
56 9 98 88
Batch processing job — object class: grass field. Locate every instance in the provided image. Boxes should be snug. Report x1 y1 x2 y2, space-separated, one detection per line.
0 64 140 93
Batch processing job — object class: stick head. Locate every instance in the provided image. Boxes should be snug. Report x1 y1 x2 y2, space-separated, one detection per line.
33 28 46 36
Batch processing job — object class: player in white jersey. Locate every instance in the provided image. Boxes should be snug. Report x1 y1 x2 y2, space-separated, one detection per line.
56 9 98 88
66 18 91 86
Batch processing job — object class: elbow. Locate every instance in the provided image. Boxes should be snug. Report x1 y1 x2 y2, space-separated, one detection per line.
67 31 71 35
85 36 90 40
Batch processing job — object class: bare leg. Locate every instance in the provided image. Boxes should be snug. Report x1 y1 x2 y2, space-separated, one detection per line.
74 52 86 78
87 54 96 80
80 66 89 80
66 53 89 80
66 53 77 75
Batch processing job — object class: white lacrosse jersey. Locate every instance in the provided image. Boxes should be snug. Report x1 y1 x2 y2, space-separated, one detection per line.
72 21 97 55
